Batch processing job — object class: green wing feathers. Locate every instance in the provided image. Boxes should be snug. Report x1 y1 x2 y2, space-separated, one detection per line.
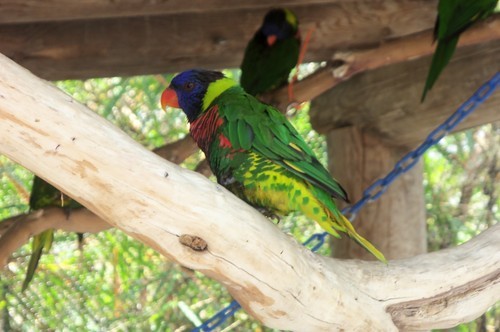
240 33 300 96
422 0 498 101
421 35 459 101
212 86 383 262
220 89 348 202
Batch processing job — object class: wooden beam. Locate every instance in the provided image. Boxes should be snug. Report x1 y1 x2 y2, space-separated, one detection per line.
0 1 435 80
310 39 500 148
0 0 414 23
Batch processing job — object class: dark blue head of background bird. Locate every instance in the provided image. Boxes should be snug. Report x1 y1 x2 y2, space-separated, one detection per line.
259 8 299 44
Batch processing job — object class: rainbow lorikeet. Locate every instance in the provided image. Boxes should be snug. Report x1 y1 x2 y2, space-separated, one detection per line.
240 8 301 96
23 176 82 290
161 69 386 262
422 0 498 101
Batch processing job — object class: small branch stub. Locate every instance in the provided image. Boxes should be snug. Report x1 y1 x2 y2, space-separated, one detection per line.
179 234 208 251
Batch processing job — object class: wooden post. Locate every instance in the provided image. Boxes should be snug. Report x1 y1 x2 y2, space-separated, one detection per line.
327 127 427 260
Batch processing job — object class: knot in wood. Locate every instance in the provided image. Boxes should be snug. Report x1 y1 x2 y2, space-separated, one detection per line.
179 234 208 251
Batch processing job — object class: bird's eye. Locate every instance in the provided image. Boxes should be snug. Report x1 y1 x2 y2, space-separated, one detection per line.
184 82 195 91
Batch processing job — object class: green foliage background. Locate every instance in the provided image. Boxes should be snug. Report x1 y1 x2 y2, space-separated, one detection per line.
0 71 498 331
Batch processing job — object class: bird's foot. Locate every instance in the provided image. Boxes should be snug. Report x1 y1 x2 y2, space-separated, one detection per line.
63 207 72 220
256 207 281 223
286 101 301 117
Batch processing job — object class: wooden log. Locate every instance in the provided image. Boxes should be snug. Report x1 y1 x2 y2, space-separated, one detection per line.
327 127 426 260
310 39 500 147
0 52 499 331
0 135 202 269
0 1 435 80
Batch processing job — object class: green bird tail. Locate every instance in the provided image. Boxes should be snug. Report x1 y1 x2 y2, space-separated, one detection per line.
336 213 387 263
421 35 459 102
306 188 387 263
23 230 54 291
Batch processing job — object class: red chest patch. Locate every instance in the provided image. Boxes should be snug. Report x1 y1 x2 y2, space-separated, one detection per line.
190 105 224 152
219 133 232 148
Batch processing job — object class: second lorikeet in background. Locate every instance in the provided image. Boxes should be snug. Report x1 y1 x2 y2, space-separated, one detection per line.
23 176 82 290
161 69 386 262
422 0 498 101
240 8 301 96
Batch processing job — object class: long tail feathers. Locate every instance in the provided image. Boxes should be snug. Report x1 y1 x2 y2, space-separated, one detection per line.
337 213 387 263
308 189 387 262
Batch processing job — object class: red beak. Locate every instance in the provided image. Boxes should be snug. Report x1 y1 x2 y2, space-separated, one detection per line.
161 87 179 109
267 35 277 46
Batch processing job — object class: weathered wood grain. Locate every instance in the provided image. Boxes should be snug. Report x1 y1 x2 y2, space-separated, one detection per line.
0 1 436 80
0 0 373 23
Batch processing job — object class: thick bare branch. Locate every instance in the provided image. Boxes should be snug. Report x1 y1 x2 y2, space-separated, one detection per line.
0 135 202 266
194 159 212 178
0 132 198 267
153 136 198 164
0 53 498 330
0 218 16 237
0 208 110 268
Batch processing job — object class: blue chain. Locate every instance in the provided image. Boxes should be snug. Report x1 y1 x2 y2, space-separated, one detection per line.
344 71 499 220
192 72 500 332
192 300 240 332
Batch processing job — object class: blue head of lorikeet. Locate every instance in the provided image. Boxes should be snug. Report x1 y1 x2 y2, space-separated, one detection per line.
261 8 299 46
161 69 386 263
161 69 225 122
